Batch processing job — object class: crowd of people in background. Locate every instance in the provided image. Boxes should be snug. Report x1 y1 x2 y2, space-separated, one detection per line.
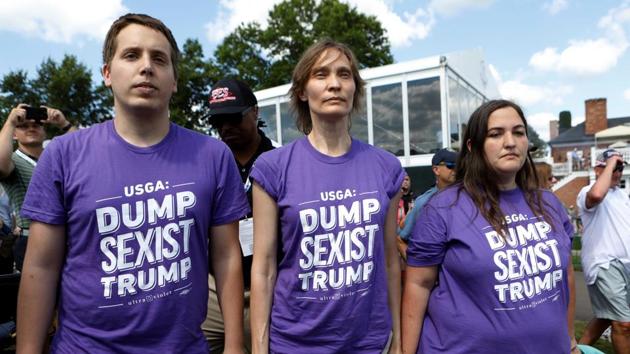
1 11 627 354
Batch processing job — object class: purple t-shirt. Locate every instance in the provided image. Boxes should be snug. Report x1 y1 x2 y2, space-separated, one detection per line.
250 137 404 353
407 186 573 354
22 120 249 353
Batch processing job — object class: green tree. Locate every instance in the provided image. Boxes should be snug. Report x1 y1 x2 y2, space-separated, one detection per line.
214 23 270 90
31 55 109 126
559 110 571 131
0 70 39 118
528 125 547 158
214 0 394 90
0 55 112 128
171 39 221 132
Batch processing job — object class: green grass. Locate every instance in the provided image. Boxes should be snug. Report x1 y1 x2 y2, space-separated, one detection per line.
573 254 583 272
573 235 582 250
575 320 614 354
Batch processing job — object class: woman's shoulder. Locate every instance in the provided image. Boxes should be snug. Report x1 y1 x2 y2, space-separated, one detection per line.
355 139 401 166
538 188 566 213
253 138 304 173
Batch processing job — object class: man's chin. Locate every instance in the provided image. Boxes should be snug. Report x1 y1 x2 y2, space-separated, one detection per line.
19 139 44 147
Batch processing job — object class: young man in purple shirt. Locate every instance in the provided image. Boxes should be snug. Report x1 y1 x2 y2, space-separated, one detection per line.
17 14 248 353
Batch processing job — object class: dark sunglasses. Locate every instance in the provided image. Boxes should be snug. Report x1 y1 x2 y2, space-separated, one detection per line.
210 106 253 127
614 163 625 173
438 162 456 170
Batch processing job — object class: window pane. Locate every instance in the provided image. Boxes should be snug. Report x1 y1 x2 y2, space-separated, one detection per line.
280 102 302 144
408 77 442 154
350 100 368 143
258 105 277 142
372 83 403 156
448 77 461 150
457 83 471 137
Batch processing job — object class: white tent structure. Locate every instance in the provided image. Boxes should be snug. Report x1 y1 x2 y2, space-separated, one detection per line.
609 141 628 148
595 124 630 139
594 124 630 147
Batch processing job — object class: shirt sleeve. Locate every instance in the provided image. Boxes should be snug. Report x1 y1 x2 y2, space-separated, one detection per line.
387 159 405 199
406 203 448 267
210 144 250 226
576 186 593 213
551 193 574 241
21 140 66 225
249 152 279 201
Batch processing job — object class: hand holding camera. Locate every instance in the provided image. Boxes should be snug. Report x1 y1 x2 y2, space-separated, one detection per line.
7 104 69 129
24 106 48 125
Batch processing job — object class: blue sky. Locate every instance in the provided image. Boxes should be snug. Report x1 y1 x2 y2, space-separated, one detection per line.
1 0 629 141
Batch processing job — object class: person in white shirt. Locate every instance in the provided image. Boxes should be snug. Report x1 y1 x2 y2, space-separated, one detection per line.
577 148 630 353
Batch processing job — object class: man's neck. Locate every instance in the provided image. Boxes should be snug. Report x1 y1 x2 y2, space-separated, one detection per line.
113 108 171 147
18 144 43 159
232 132 262 166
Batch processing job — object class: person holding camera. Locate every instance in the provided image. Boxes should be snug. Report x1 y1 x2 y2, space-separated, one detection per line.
0 103 75 272
577 149 630 353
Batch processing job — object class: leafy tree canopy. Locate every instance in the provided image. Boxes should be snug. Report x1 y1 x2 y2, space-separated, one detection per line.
0 55 112 129
214 0 394 90
559 110 572 130
528 125 548 158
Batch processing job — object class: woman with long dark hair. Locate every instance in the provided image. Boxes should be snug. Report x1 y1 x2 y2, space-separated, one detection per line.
402 100 578 353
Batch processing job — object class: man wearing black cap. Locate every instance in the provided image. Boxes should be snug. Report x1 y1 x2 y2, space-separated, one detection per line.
397 148 457 259
577 149 630 353
202 78 274 353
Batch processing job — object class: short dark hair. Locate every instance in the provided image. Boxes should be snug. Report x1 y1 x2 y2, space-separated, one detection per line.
102 13 180 80
289 39 365 134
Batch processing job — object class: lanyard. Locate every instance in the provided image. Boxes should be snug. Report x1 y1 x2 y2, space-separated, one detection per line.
15 150 37 167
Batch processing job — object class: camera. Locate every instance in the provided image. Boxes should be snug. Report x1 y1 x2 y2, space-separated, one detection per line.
614 162 625 173
24 106 48 124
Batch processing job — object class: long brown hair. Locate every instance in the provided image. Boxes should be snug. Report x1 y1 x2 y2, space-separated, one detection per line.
534 162 554 189
288 39 366 134
455 99 552 233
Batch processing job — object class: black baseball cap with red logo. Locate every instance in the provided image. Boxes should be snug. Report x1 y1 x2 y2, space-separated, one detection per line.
207 78 257 117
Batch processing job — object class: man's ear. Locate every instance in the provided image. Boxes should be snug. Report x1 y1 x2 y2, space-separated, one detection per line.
102 64 112 88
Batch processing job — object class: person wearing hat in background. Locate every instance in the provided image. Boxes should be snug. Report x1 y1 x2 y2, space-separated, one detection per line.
577 149 630 353
202 78 275 353
396 148 457 262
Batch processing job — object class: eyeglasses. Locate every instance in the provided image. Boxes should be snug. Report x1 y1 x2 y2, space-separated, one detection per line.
438 162 456 170
210 106 253 128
